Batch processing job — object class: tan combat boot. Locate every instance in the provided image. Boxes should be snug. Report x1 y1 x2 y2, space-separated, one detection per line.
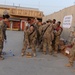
53 51 58 57
0 56 4 60
26 52 32 58
43 51 47 55
21 49 25 56
66 63 73 67
49 51 53 55
73 70 75 72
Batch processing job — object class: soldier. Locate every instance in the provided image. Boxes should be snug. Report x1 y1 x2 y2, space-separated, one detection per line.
66 29 75 67
53 19 56 24
52 19 57 54
52 19 57 29
23 18 31 42
40 19 54 55
36 20 43 52
52 18 56 28
54 21 63 55
30 18 42 49
36 20 42 48
0 13 10 60
21 24 37 57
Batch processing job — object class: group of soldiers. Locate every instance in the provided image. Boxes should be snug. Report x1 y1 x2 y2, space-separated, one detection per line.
21 17 75 68
0 13 75 69
21 18 63 57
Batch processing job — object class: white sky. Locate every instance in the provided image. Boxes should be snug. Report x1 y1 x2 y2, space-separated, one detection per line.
0 0 75 15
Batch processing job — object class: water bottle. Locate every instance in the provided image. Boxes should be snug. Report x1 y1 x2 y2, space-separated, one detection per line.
5 40 7 44
9 50 15 56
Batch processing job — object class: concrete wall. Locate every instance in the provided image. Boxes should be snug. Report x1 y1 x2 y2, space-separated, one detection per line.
43 5 75 40
0 5 43 19
0 8 9 16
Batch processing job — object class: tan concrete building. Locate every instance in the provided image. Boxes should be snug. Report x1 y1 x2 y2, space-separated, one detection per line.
43 5 75 40
0 4 43 31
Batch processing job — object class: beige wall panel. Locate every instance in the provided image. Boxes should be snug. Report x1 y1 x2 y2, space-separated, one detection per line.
0 8 10 15
43 5 75 40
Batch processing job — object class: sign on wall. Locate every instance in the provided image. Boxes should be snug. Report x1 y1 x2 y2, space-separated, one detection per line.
10 8 43 18
63 15 72 28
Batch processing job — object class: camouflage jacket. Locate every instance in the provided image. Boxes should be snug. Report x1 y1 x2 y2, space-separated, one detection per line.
71 37 75 50
25 28 37 45
39 23 54 41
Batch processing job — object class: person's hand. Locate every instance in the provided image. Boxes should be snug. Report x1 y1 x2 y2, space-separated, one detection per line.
65 45 68 47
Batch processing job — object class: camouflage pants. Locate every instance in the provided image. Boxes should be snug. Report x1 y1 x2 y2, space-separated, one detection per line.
30 40 36 53
52 39 55 51
22 40 36 54
43 38 52 53
22 41 28 54
54 37 60 53
0 40 3 55
69 49 75 65
55 41 59 53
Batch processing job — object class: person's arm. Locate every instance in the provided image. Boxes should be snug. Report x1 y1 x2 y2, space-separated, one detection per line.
3 24 7 40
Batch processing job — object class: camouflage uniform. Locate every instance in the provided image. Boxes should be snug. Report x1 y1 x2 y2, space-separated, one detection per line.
21 26 37 56
23 22 30 43
52 23 57 52
33 23 40 47
54 26 62 54
41 23 54 54
0 20 7 59
52 23 57 30
66 32 75 67
38 25 44 52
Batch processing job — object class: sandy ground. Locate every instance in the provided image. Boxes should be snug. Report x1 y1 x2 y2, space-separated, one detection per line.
0 30 75 75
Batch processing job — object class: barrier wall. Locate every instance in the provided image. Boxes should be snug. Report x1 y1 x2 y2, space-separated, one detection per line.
43 5 75 40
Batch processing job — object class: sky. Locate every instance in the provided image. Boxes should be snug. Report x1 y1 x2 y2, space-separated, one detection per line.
0 0 75 15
